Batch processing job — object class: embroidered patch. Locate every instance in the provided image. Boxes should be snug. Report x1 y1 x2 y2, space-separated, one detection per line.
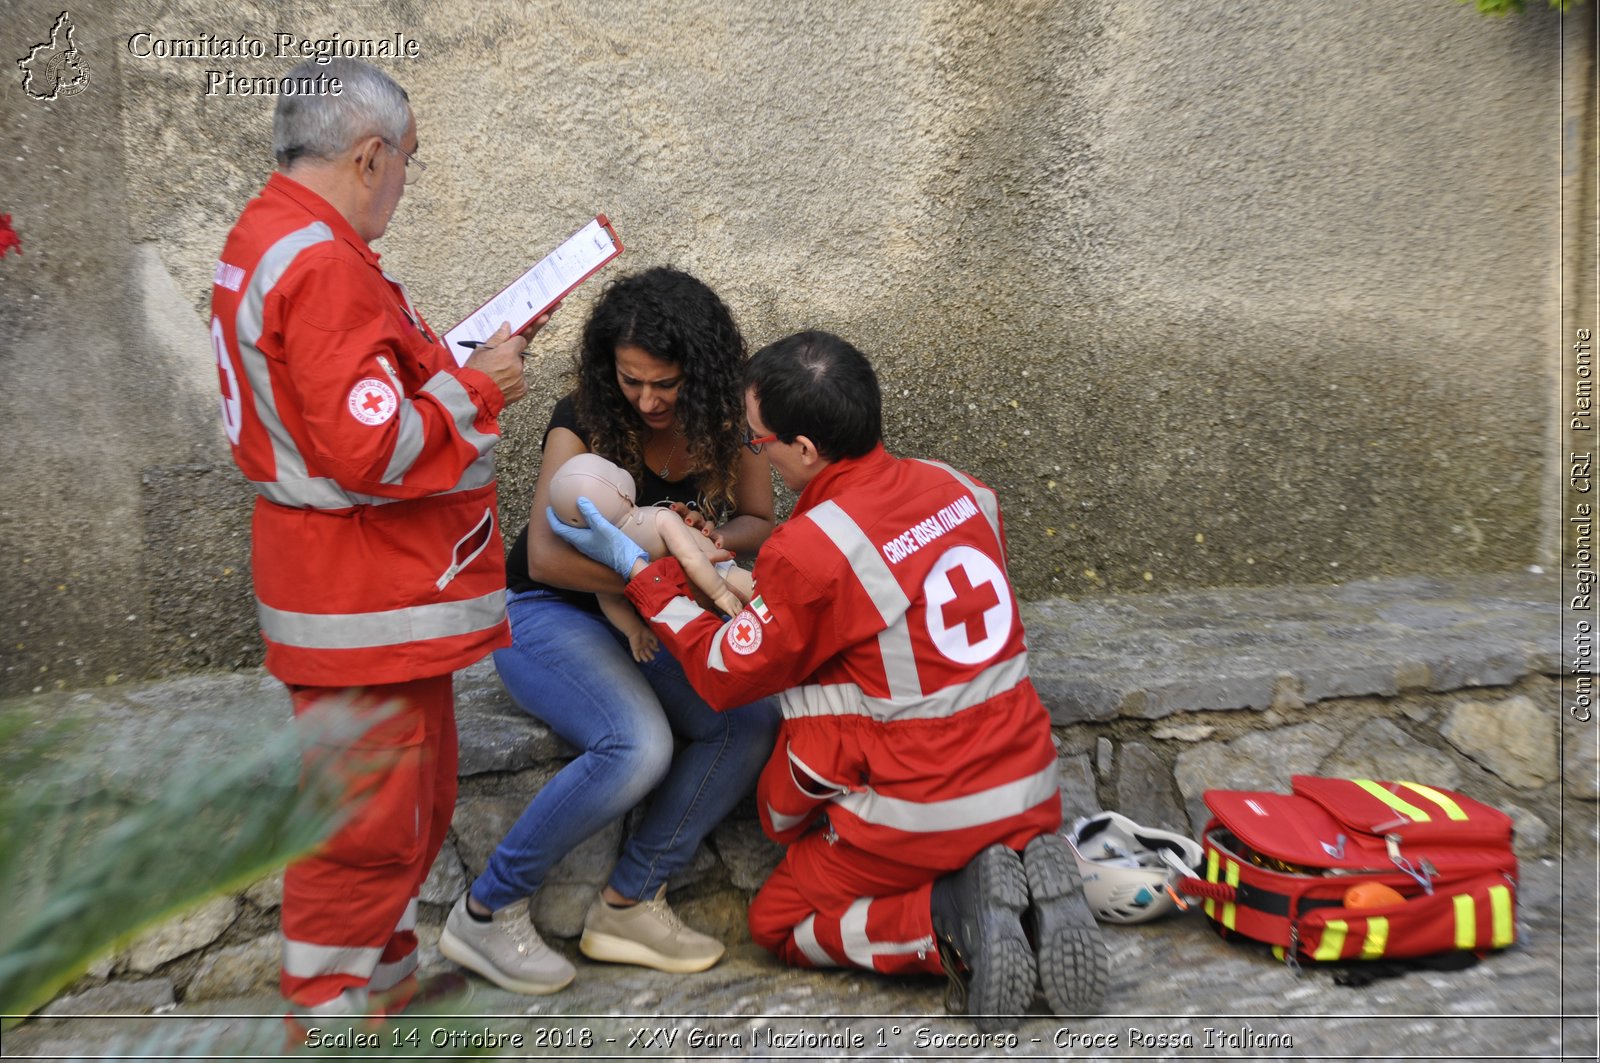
750 594 772 623
726 609 763 655
348 378 398 426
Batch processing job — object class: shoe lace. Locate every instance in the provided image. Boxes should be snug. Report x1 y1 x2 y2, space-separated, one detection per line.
497 908 542 954
642 895 687 932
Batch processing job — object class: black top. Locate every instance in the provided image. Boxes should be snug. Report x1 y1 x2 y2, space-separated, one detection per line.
505 394 713 610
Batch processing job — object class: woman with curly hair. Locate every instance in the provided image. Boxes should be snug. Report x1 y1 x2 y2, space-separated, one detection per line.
438 267 780 996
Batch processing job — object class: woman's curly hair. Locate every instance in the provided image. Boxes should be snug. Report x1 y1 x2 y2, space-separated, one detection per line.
573 267 748 517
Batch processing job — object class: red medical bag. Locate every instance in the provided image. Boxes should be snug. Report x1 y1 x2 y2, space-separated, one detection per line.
1179 776 1518 965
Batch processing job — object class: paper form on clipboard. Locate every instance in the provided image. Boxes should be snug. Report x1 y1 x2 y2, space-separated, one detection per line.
443 215 622 365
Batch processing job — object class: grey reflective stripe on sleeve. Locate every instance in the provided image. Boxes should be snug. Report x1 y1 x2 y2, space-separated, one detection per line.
235 223 349 506
793 916 842 967
454 451 496 494
257 589 506 650
381 399 426 485
804 501 923 700
834 760 1058 833
420 371 498 462
840 899 935 968
236 229 495 508
646 594 704 634
777 651 1030 723
281 939 383 981
358 376 498 497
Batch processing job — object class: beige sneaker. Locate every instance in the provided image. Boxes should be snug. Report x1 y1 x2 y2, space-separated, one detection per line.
438 895 575 995
578 886 725 973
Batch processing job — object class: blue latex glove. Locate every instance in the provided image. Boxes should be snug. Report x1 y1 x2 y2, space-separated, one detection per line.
546 497 649 578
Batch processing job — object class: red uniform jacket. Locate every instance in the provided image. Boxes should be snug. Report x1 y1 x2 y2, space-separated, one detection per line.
627 445 1060 869
210 173 510 686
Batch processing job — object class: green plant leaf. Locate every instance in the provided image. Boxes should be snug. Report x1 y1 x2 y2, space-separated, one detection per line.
0 700 383 1026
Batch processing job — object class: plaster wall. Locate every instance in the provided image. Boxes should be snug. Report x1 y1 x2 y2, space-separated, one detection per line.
0 0 1571 692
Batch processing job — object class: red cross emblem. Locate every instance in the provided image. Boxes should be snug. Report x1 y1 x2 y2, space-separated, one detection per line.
924 546 1013 665
940 564 1002 643
347 378 398 425
726 608 764 655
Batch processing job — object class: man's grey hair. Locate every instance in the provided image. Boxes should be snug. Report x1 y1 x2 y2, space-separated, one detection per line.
272 58 410 169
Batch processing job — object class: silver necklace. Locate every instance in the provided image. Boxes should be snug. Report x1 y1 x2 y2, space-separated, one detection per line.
656 428 682 477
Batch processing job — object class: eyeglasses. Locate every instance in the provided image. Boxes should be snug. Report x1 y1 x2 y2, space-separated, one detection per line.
382 138 425 184
743 427 779 454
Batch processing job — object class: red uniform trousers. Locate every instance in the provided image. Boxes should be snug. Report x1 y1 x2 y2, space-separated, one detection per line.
749 828 945 976
279 675 457 1015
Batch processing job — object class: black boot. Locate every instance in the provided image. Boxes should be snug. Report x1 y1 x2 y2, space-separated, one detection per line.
929 843 1034 1031
1022 832 1109 1014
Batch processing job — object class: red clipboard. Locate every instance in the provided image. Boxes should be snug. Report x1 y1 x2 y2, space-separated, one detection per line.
443 215 623 363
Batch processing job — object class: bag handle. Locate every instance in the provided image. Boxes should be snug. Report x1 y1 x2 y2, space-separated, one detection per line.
1177 878 1236 902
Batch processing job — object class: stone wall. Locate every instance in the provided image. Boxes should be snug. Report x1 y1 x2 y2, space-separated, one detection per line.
27 573 1583 1015
42 673 1576 1015
0 0 1578 695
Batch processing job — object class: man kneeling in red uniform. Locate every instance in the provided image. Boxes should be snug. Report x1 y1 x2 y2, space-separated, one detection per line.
551 330 1107 1027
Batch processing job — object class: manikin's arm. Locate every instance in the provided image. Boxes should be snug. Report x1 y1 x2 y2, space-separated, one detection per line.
651 509 748 617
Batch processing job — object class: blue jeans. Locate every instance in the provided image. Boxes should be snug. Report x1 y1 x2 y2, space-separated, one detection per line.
472 588 780 911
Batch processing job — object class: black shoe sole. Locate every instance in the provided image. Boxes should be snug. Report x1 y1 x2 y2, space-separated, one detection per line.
949 844 1035 1032
1024 832 1109 1015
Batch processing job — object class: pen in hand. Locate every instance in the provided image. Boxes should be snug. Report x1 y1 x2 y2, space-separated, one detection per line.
458 339 523 359
457 334 528 360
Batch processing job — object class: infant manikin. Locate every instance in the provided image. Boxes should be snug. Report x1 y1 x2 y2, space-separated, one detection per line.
550 453 754 661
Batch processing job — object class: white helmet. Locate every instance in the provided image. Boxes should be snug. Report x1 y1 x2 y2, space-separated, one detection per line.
1065 811 1204 925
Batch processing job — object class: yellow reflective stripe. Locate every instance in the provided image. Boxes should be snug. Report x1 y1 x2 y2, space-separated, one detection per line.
1205 849 1220 919
1313 920 1348 961
1352 778 1431 822
1222 859 1240 930
1361 917 1389 959
1453 894 1477 949
1489 886 1514 947
1397 781 1469 821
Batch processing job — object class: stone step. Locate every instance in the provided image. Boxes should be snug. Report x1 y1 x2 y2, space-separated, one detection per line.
2 571 1587 1033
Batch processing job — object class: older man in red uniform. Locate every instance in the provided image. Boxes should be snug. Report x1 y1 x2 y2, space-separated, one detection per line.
553 331 1107 1028
210 58 546 1018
